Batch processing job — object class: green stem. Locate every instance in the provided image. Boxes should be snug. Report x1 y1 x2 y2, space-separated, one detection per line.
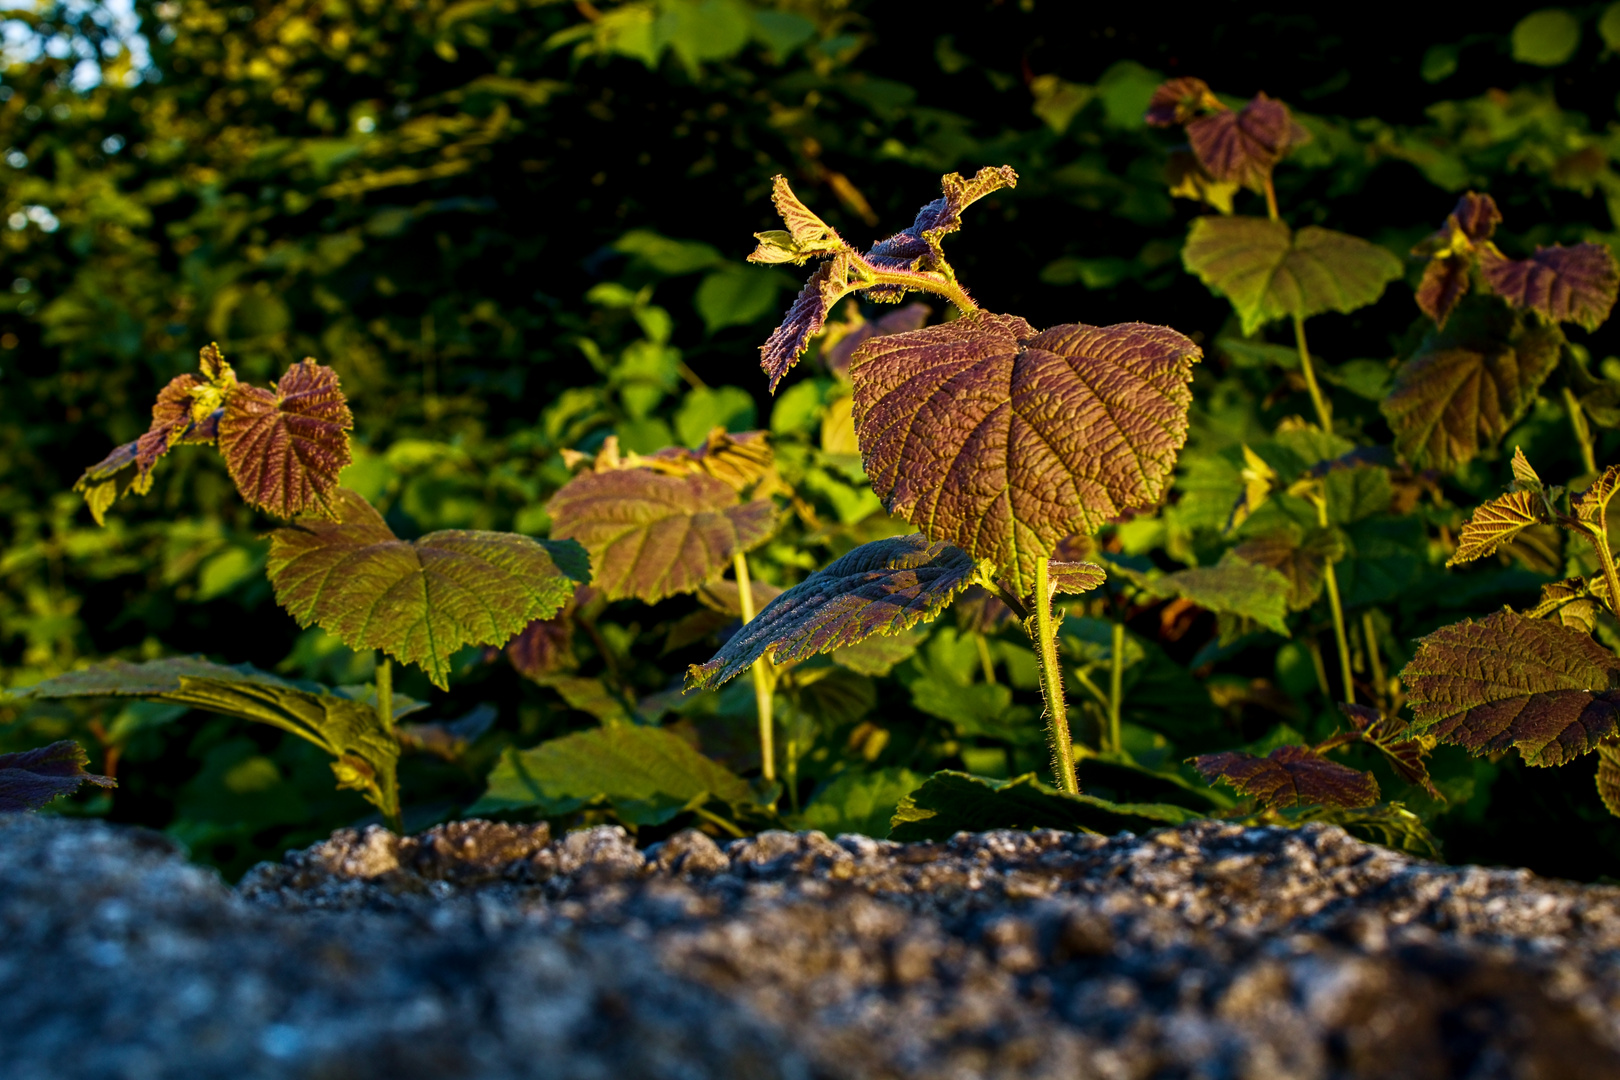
692 802 746 839
374 655 403 834
1292 315 1332 432
1313 493 1355 705
1589 525 1620 621
974 632 998 685
1306 635 1331 698
1361 610 1387 705
1264 174 1280 222
1031 558 1078 794
1564 386 1598 476
1108 621 1125 756
735 552 775 784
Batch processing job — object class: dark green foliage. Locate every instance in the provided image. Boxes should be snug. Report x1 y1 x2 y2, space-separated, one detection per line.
887 770 1197 842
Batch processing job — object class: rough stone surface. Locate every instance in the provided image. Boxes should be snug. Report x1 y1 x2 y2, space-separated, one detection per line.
6 814 1620 1079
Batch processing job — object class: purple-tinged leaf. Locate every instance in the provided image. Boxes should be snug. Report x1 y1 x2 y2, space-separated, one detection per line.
1412 195 1503 327
686 533 977 690
1598 739 1620 818
218 359 353 518
1401 610 1620 766
1145 76 1219 127
1186 93 1309 191
759 253 855 393
546 469 776 604
850 312 1200 596
1447 489 1549 567
135 372 206 478
506 594 578 681
0 741 115 812
1182 217 1403 335
1048 561 1107 599
953 585 1015 634
1414 254 1473 328
1527 576 1607 635
863 166 1018 272
1453 192 1503 242
1331 703 1442 800
1481 243 1620 331
1192 744 1378 809
824 303 930 382
267 489 587 690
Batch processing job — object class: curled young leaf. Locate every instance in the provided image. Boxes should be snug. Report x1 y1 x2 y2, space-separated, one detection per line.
1526 576 1607 634
1574 464 1620 527
686 533 977 690
135 373 207 478
823 302 930 382
0 741 115 812
1480 242 1620 331
1412 194 1502 327
1145 76 1220 127
1447 489 1550 567
1414 255 1473 329
759 253 856 393
1401 610 1620 766
1182 217 1403 335
865 166 1019 272
547 468 776 604
1192 744 1379 809
1185 93 1309 191
268 489 588 689
218 358 354 518
850 312 1200 596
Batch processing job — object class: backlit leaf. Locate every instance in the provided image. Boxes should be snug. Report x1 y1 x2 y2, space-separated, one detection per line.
547 468 775 604
136 373 207 477
1185 93 1309 190
1481 243 1620 331
0 741 115 812
1447 489 1549 566
1183 217 1403 335
637 427 776 493
1381 305 1564 471
1401 610 1620 766
1166 151 1239 214
1049 561 1108 599
850 311 1200 595
887 770 1198 842
268 489 587 689
1132 551 1291 634
1526 576 1607 634
770 173 834 246
1192 744 1378 809
1232 526 1345 610
1334 703 1442 800
687 533 976 689
759 253 856 393
864 166 1019 273
1598 740 1620 818
218 358 354 518
1511 446 1543 490
469 724 754 825
1575 464 1620 526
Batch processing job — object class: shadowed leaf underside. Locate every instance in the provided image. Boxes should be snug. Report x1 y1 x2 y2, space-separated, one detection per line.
1192 745 1378 809
1232 527 1345 611
850 312 1200 595
1401 610 1620 766
218 359 353 518
687 533 977 690
268 489 588 689
886 770 1198 842
0 741 115 812
547 468 775 604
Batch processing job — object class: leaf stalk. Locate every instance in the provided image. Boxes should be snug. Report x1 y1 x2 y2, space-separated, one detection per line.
1031 558 1079 794
1108 620 1125 755
1312 492 1355 704
373 654 403 833
734 552 776 784
1292 315 1332 431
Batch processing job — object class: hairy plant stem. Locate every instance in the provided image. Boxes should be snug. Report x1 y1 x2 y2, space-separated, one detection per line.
374 655 403 834
1292 316 1332 431
734 552 776 784
1589 525 1620 621
850 252 979 315
1108 621 1125 755
1264 175 1280 222
1564 386 1598 476
1031 559 1079 794
1313 495 1356 704
973 632 998 685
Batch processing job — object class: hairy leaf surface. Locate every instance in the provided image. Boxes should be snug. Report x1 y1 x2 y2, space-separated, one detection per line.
1481 243 1620 331
1182 217 1402 335
547 469 774 604
1185 93 1308 190
218 359 353 518
269 489 587 688
0 741 115 812
687 533 976 689
1401 610 1620 766
850 312 1200 594
887 770 1198 842
470 724 754 824
1448 489 1549 566
865 166 1019 272
1192 744 1378 809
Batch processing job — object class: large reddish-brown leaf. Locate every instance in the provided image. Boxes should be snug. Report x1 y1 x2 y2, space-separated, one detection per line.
849 311 1200 595
1447 489 1549 567
0 740 116 812
687 533 977 690
546 468 777 604
1381 312 1563 471
1481 243 1620 331
1185 93 1309 190
218 359 353 518
1192 744 1378 809
267 489 588 689
1400 610 1620 766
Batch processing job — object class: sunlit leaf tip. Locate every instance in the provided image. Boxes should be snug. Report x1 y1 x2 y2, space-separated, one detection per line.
1447 488 1548 566
1186 92 1309 191
686 533 977 691
0 741 116 812
1333 703 1442 800
267 488 587 689
864 165 1017 273
1192 744 1378 809
1481 242 1620 331
1401 610 1620 766
546 466 775 604
218 358 354 518
1576 464 1620 525
749 176 841 265
1048 561 1107 599
850 311 1201 595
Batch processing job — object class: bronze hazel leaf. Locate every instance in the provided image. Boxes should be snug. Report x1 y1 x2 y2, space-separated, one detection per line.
849 312 1200 597
1192 744 1379 810
1184 92 1309 192
1480 242 1620 332
218 358 354 519
1447 489 1550 567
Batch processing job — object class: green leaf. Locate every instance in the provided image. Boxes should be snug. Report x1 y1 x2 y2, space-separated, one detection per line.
218 359 354 519
887 770 1199 842
1511 9 1581 67
1602 3 1620 51
613 229 723 275
469 724 754 825
1182 217 1403 335
674 386 757 447
1299 802 1441 859
1232 526 1346 610
0 741 115 812
695 265 781 333
795 767 925 838
267 489 587 689
686 534 978 690
1192 745 1379 809
1131 551 1291 635
547 467 775 604
1401 610 1620 766
850 311 1200 595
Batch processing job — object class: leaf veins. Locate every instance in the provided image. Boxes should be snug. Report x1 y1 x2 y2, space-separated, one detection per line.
1447 489 1550 566
1185 93 1309 191
1481 242 1620 331
218 358 354 518
1192 744 1379 809
267 489 588 689
0 741 115 812
1401 610 1620 766
850 311 1201 596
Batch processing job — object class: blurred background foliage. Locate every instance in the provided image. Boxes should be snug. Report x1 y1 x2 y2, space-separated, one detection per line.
7 0 1620 878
